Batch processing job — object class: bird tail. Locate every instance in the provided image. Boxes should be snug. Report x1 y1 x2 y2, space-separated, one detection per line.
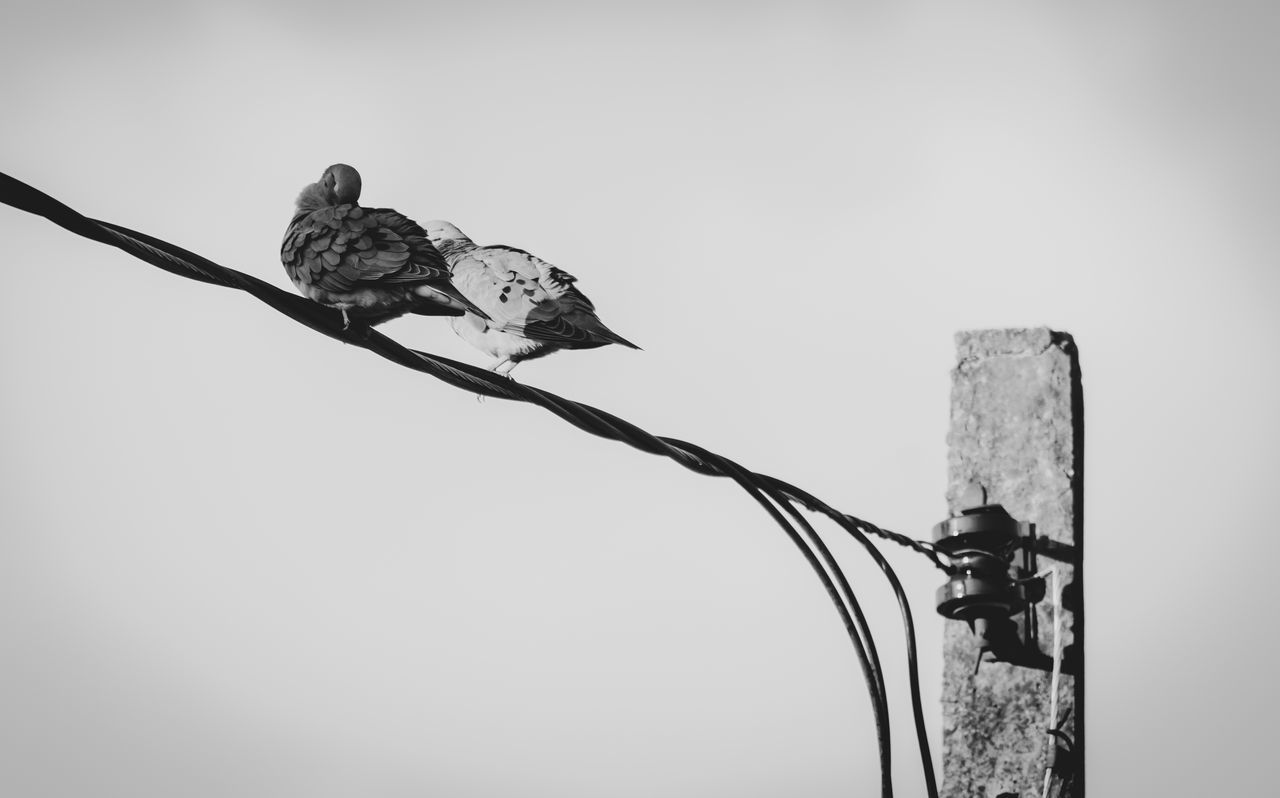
447 285 492 321
417 284 492 321
407 304 465 318
587 321 642 351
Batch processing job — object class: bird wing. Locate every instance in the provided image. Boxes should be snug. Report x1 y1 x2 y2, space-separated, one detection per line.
282 204 452 294
450 244 618 347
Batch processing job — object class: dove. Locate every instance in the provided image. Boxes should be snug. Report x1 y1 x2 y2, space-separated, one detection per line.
281 164 485 328
423 220 639 375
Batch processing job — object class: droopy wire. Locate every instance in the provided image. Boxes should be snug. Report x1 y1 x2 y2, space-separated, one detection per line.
757 474 941 798
491 384 895 794
1 169 944 796
665 437 895 797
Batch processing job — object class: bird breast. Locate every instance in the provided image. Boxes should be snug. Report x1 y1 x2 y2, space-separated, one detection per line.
450 314 550 361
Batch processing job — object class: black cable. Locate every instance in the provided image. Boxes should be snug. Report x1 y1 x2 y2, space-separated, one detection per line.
672 443 892 797
758 476 940 798
530 402 920 797
0 169 947 795
542 400 893 795
774 493 891 791
518 395 903 795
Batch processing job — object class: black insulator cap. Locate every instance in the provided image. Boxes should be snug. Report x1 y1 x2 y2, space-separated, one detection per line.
932 504 1022 556
936 550 1027 621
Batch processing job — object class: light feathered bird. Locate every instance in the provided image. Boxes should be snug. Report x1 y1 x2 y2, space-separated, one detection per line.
424 220 639 375
282 164 485 328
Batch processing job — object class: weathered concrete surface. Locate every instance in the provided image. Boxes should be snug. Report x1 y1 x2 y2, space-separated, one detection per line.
942 328 1083 797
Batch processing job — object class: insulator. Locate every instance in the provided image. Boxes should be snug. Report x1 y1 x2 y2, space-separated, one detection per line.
935 549 1028 621
932 503 1022 557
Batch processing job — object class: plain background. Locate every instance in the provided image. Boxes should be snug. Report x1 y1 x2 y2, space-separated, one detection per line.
2 1 1277 795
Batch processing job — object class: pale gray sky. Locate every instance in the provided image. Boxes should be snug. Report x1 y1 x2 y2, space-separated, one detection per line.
2 1 1278 795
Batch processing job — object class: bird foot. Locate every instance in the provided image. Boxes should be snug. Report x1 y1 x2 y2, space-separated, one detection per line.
488 360 518 378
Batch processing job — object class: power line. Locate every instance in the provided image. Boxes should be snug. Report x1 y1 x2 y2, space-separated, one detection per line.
1 170 943 797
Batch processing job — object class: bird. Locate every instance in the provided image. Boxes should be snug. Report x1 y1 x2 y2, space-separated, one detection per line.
281 164 486 328
423 220 639 375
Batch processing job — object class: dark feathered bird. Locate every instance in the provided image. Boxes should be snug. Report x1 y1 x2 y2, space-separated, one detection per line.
281 164 486 327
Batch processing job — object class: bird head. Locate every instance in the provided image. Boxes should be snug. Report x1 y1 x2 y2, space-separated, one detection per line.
295 163 362 211
323 163 362 204
423 219 469 247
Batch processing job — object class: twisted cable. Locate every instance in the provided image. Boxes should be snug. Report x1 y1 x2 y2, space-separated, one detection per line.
2 170 945 795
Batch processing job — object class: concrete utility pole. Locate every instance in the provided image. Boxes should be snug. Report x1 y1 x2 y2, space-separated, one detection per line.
941 328 1084 797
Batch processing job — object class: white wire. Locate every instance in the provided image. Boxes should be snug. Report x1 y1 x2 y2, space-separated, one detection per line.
1036 566 1063 798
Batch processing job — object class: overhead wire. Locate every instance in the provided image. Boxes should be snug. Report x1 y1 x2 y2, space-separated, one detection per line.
664 438 893 797
756 475 941 798
527 390 895 794
1 169 947 796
